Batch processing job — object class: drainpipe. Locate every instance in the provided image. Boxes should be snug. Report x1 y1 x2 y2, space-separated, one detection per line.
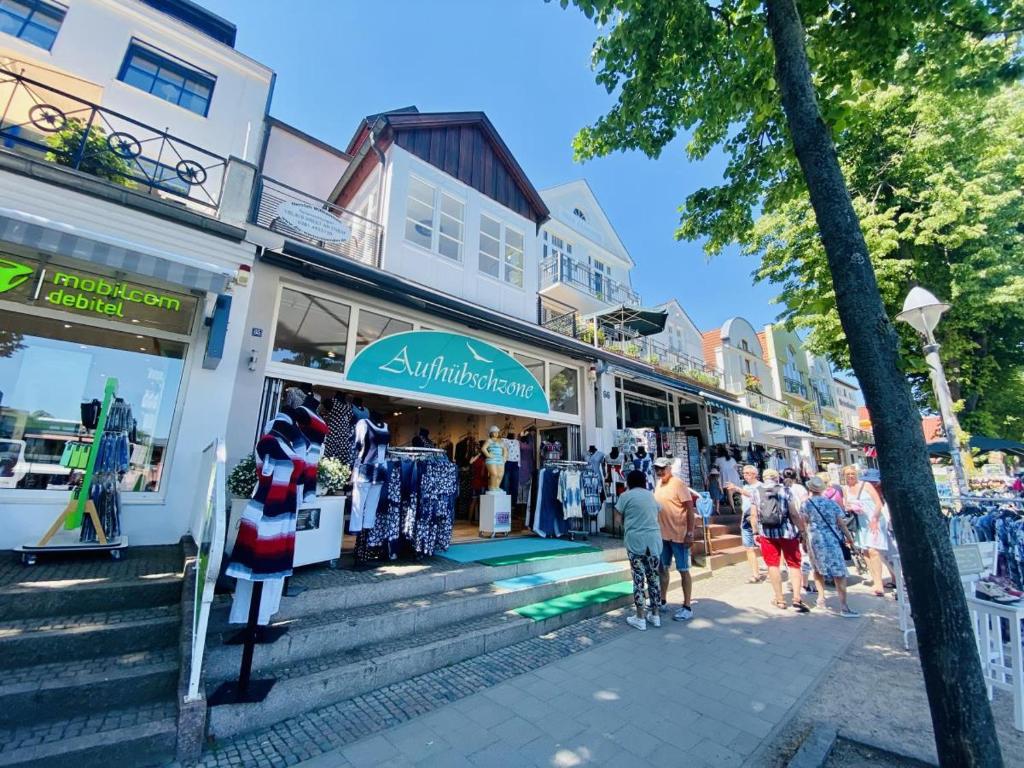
370 125 387 269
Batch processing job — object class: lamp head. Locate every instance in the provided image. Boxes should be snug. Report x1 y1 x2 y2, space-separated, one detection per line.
896 286 950 338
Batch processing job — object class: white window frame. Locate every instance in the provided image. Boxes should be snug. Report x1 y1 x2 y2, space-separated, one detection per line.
478 214 524 289
403 175 465 262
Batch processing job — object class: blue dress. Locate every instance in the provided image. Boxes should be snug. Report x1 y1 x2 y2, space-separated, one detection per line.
802 497 849 579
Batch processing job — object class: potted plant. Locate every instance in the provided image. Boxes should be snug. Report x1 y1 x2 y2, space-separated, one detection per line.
744 373 762 393
317 457 350 496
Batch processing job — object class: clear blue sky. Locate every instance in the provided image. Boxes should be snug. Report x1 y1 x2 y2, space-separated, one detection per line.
204 0 782 332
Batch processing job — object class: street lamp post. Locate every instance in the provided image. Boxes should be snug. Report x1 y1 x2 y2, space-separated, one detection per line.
896 287 968 495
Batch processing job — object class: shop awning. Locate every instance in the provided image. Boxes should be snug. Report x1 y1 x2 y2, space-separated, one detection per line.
699 390 813 434
928 436 1024 457
0 209 231 294
586 305 668 337
808 433 849 449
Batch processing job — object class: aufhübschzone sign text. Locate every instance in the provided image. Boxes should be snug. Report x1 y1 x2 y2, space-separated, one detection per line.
346 331 551 415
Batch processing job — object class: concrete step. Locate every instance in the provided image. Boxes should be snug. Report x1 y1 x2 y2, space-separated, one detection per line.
0 701 176 768
211 542 629 626
710 546 750 569
693 534 744 556
206 582 637 740
205 561 632 680
0 605 179 671
0 576 182 622
0 648 178 729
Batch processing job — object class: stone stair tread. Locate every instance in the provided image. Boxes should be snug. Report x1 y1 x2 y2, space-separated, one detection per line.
0 604 178 639
260 611 525 682
211 564 629 643
0 700 176 758
0 648 177 691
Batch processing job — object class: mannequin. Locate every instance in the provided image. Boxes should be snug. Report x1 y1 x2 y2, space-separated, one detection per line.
349 410 390 533
586 444 605 476
412 428 434 448
226 386 325 625
481 425 508 492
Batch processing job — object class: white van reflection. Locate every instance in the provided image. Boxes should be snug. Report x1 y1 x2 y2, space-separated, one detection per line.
0 438 71 489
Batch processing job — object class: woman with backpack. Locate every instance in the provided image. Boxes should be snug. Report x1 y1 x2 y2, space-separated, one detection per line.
841 465 889 597
802 477 859 617
751 468 811 612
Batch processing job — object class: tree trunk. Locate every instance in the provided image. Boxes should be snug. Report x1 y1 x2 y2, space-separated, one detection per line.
763 1 1003 765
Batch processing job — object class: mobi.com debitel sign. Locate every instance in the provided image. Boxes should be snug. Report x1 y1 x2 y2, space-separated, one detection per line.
45 272 182 317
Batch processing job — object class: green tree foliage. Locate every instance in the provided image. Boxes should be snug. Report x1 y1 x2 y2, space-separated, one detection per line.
562 0 1023 439
753 79 1024 440
46 119 133 185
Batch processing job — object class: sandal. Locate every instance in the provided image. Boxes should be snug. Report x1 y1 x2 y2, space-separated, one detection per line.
873 591 885 598
748 575 765 584
771 599 788 610
792 601 811 613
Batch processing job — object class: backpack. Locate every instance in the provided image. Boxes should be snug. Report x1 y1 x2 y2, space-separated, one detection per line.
758 485 788 528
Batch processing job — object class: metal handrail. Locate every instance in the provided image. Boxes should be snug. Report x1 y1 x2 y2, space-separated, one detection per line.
0 68 226 210
254 176 383 268
540 255 641 306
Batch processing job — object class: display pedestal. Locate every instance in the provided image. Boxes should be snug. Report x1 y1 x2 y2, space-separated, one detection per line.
479 491 511 538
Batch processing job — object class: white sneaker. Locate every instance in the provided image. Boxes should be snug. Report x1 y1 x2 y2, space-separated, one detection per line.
647 612 661 628
626 615 647 631
674 606 693 621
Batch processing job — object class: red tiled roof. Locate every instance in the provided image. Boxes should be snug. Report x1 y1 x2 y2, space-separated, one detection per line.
755 331 770 363
702 329 721 367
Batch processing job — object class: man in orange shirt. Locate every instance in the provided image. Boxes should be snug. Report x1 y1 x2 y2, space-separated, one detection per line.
653 457 697 620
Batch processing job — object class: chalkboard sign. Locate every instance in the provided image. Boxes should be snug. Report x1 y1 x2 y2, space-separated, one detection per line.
687 434 705 492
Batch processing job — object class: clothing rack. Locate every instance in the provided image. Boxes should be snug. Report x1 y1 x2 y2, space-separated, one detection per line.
543 460 589 541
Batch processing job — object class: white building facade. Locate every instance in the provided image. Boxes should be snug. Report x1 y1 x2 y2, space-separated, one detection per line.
0 0 272 549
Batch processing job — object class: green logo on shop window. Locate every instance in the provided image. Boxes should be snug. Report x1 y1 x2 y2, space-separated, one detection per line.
347 331 551 415
0 258 32 293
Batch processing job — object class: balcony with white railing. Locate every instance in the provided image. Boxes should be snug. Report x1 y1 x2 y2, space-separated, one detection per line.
253 176 383 268
539 254 640 315
0 67 229 213
783 376 809 400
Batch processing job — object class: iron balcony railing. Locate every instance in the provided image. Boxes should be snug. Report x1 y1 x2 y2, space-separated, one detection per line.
254 176 383 268
743 390 814 427
783 376 808 399
0 68 226 210
540 255 641 307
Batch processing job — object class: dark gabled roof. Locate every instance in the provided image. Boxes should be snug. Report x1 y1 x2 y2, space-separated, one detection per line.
139 0 236 47
336 109 549 225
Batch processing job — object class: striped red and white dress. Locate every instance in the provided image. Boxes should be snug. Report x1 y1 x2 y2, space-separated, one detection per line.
226 404 327 581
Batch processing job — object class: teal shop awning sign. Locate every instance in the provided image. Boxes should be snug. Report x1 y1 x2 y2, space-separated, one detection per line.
346 331 550 415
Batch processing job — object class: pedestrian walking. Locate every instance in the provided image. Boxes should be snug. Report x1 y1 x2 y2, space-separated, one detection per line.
751 468 810 612
726 464 764 584
783 468 814 596
715 446 742 512
615 470 663 631
653 456 697 620
802 477 859 617
841 465 889 597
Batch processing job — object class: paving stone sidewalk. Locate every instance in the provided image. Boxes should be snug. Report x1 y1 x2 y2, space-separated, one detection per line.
283 567 876 768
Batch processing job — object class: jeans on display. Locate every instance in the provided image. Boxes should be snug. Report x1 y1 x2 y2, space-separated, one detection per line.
500 461 519 503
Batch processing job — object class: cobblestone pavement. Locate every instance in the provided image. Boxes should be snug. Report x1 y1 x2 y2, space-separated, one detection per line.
183 561 878 767
0 544 182 586
187 610 633 767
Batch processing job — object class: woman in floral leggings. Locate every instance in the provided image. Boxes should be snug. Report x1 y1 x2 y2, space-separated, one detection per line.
615 470 664 631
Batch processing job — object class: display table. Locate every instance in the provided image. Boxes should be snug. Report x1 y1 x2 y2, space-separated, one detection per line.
966 595 1024 732
479 491 511 538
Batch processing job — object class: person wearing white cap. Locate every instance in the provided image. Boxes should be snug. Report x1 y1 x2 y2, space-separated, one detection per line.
653 456 697 620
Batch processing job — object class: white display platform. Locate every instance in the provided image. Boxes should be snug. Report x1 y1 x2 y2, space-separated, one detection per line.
480 491 512 538
226 495 346 568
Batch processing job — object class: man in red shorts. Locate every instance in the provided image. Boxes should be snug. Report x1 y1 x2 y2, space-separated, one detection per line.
749 468 811 613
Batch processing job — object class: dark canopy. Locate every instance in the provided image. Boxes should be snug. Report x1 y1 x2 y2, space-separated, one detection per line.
590 305 669 337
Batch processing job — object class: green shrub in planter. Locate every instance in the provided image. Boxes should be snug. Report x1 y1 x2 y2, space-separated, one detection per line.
318 457 351 495
227 454 257 499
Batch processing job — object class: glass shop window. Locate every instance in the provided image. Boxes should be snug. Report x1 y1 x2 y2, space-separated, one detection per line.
0 311 186 492
272 288 351 373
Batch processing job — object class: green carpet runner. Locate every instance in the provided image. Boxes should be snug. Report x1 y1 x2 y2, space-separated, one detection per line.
514 581 633 621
